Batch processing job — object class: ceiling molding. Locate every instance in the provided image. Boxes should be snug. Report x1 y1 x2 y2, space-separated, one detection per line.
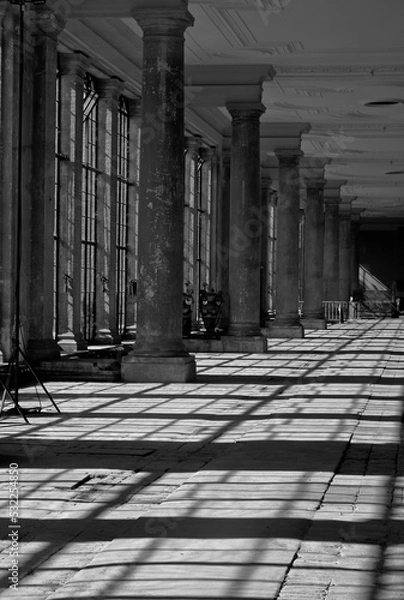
191 0 293 13
64 0 193 19
276 65 404 77
185 64 276 84
186 83 264 106
201 5 257 48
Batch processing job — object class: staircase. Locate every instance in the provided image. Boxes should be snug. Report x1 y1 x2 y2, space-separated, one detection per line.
358 265 394 318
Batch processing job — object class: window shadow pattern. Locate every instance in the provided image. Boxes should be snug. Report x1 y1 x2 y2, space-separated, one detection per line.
0 320 404 598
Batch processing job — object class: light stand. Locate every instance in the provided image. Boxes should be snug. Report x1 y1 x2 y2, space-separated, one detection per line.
1 0 60 422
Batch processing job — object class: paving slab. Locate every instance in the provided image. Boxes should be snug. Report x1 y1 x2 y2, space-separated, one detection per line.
0 319 404 599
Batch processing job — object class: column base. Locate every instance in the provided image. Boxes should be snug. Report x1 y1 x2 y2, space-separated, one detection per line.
301 318 327 330
221 335 267 353
123 326 137 340
94 329 114 344
57 333 88 354
121 354 196 383
266 322 304 339
26 339 60 362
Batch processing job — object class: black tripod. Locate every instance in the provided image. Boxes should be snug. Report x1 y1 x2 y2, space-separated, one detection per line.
0 329 61 423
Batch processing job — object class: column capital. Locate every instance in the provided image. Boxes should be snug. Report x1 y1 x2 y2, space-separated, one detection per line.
306 177 327 190
96 77 125 100
185 135 202 154
30 4 66 41
126 97 141 118
226 102 266 121
59 52 89 79
261 176 273 190
275 148 304 166
324 179 346 200
340 198 353 216
269 189 278 205
199 146 215 161
222 146 232 164
300 156 331 181
0 1 9 21
324 196 341 206
132 6 194 36
351 207 364 222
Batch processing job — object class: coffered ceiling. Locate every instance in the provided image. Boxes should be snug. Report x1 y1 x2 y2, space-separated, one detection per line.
57 0 404 222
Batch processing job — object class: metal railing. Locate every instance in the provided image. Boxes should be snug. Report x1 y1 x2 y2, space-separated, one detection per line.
322 301 361 323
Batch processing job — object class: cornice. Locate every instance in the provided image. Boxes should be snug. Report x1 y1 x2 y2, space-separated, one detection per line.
132 6 194 35
185 64 276 85
276 65 404 77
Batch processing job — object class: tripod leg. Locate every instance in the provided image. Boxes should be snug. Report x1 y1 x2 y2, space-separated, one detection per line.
0 379 30 424
17 346 61 414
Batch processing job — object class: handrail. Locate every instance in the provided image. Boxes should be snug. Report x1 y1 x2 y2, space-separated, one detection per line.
322 301 363 322
323 301 349 323
322 299 397 323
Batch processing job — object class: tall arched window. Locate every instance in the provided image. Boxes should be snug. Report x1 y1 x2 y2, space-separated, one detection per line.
116 96 129 335
53 64 61 338
81 74 98 341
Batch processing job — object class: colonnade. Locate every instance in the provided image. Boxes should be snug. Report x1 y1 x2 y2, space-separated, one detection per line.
0 1 360 383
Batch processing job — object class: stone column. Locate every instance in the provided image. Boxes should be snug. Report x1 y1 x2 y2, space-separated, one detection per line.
302 177 327 329
0 4 20 360
323 184 344 300
270 149 304 338
267 189 277 318
122 5 196 383
339 203 352 303
124 98 141 340
28 5 65 360
350 209 362 299
260 178 272 326
93 77 124 344
198 146 214 289
57 52 89 353
298 206 305 310
183 135 200 299
216 147 231 332
209 148 220 289
222 102 267 353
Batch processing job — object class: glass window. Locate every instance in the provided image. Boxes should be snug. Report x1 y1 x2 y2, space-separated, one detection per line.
81 74 98 341
116 96 129 335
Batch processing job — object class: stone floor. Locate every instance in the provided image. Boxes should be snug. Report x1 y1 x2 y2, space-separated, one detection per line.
1 319 404 600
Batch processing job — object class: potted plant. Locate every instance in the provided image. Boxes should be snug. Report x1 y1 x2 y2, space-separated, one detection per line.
199 283 224 338
182 283 194 338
